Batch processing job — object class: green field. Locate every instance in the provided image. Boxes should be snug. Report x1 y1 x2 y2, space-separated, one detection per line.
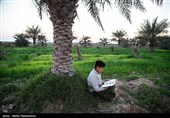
0 46 170 113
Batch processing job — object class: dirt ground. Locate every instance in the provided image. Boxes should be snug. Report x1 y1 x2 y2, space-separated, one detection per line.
91 78 154 113
78 78 155 113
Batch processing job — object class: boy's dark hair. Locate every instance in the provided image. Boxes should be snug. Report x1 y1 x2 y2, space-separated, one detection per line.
95 60 105 68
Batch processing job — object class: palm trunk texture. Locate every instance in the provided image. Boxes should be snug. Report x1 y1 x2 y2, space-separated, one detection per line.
46 0 78 76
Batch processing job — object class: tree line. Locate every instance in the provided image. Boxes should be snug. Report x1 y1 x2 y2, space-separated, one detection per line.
13 25 47 47
76 16 170 52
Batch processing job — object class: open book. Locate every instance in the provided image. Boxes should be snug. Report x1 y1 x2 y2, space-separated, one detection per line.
101 79 116 88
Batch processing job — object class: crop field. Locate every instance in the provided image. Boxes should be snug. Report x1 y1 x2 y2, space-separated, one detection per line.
0 46 170 113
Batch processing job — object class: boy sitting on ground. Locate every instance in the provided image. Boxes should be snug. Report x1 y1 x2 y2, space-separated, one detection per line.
87 60 116 100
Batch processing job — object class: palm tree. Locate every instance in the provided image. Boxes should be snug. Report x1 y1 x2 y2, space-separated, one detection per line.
134 36 148 47
99 37 110 47
79 36 92 48
138 16 170 52
13 33 29 47
32 0 163 76
25 25 42 46
38 34 47 47
112 29 127 45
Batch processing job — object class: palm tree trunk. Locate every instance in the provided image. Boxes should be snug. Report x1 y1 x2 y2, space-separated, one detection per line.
149 38 155 52
118 39 121 45
45 0 78 76
76 46 83 61
85 41 87 48
33 38 36 46
51 19 75 76
41 41 43 47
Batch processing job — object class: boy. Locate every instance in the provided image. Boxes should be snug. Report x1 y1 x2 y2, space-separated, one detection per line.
87 60 116 100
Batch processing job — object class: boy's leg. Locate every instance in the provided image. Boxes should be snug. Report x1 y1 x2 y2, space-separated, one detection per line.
96 85 116 100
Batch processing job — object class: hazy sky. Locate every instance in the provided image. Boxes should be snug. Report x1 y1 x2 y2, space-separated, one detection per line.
1 0 170 43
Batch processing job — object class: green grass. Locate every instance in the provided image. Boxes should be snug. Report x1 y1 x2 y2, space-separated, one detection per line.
15 71 103 112
0 46 170 113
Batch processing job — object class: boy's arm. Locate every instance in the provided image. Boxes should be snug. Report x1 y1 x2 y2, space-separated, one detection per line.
91 78 108 92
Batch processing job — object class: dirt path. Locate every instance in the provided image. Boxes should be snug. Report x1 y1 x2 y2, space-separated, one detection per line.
90 78 155 113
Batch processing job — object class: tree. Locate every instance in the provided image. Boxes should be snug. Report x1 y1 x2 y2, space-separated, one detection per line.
32 0 163 76
158 36 170 50
112 29 127 45
99 37 110 47
134 36 148 47
138 16 170 52
25 25 42 46
121 38 129 48
37 34 47 47
79 36 92 48
13 33 29 47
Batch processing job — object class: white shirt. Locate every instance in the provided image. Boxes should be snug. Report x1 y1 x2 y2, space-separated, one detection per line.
87 69 108 92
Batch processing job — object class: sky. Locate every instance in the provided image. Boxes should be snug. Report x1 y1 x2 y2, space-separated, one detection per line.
1 0 170 43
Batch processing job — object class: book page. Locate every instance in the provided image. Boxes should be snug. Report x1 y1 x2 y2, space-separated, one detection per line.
101 79 116 88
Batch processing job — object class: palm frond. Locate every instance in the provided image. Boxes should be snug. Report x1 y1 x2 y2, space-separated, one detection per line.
138 17 169 38
82 36 91 40
156 18 170 34
132 0 146 12
100 0 112 11
82 0 105 30
13 33 29 40
87 40 92 43
32 0 49 19
151 17 158 34
151 0 163 6
25 25 42 38
114 0 132 23
114 0 146 24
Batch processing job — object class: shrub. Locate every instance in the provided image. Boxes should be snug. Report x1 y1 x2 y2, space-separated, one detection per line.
159 37 170 50
15 39 29 47
121 39 129 48
1 42 15 48
0 49 7 60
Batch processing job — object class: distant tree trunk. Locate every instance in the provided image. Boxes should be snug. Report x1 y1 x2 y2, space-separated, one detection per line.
103 43 106 47
41 41 44 47
149 38 155 52
76 46 83 61
118 39 121 45
110 45 114 52
85 41 87 48
132 46 141 58
33 37 36 46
